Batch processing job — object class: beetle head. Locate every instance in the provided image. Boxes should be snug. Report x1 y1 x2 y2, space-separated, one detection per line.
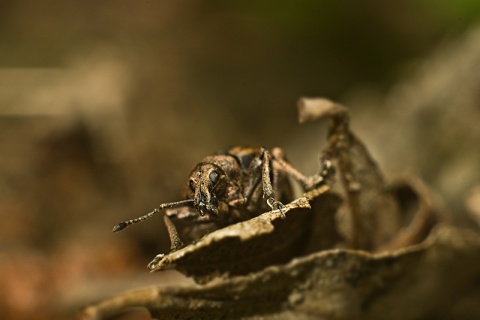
185 162 227 216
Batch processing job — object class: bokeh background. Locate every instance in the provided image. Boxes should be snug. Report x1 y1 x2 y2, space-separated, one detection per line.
1 1 480 319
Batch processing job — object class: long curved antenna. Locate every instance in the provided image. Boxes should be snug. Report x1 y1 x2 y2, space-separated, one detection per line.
112 199 194 232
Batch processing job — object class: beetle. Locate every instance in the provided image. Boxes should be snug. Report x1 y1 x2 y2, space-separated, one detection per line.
113 146 334 251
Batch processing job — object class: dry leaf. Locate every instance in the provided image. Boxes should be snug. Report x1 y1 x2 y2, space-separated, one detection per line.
81 98 480 320
81 224 480 320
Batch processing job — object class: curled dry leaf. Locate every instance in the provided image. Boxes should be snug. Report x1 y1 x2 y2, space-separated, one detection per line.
147 97 408 282
82 98 480 319
148 192 311 281
81 224 480 320
147 185 341 283
299 98 403 250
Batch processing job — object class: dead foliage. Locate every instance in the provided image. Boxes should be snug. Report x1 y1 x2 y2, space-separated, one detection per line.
81 98 480 320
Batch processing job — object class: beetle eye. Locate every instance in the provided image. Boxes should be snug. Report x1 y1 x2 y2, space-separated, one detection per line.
209 170 219 185
189 179 195 192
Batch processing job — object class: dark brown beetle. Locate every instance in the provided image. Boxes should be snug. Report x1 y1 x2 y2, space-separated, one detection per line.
113 146 333 251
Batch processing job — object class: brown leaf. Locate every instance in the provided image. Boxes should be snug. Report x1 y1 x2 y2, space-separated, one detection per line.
147 186 340 283
81 224 480 320
298 97 403 250
83 99 475 320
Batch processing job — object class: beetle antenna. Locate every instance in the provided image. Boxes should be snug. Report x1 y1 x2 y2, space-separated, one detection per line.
113 199 194 232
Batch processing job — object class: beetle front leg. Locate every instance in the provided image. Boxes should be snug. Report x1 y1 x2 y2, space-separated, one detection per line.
164 207 206 251
163 215 183 251
260 148 287 217
164 205 229 250
241 148 286 217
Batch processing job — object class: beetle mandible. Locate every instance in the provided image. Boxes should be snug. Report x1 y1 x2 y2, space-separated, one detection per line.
113 146 333 251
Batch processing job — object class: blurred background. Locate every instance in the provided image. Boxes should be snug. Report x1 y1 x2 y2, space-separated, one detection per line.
1 1 480 319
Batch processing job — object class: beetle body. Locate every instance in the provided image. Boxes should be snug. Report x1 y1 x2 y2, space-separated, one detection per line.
114 146 333 251
166 146 293 240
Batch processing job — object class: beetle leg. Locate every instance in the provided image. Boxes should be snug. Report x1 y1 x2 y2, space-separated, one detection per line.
164 206 226 251
240 148 286 217
260 148 287 217
260 148 274 198
242 162 262 205
163 215 183 251
271 147 334 191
